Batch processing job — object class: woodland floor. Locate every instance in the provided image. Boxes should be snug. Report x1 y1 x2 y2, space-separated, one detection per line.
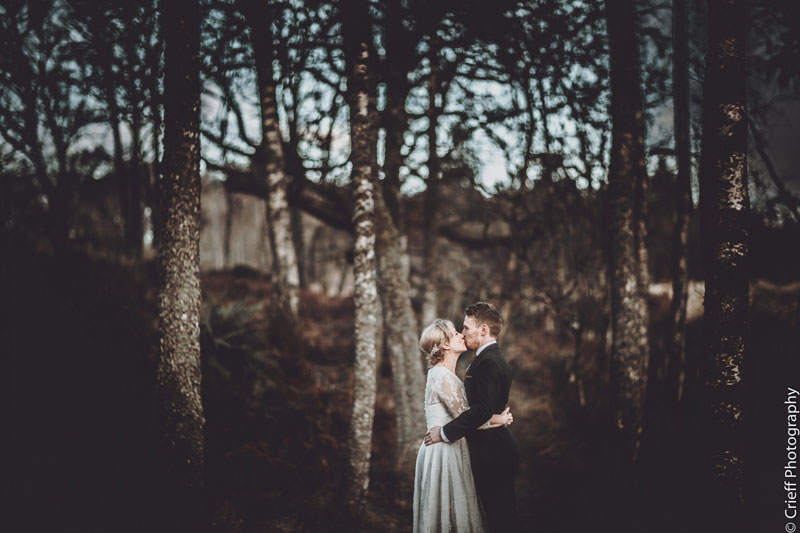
3 247 798 532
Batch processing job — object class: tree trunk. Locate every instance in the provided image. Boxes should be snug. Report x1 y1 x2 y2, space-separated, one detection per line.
570 327 586 408
421 36 441 327
92 29 132 259
291 206 307 289
51 171 71 255
374 187 426 475
285 98 309 291
375 0 426 476
666 0 692 405
149 116 163 253
380 3 413 284
381 0 415 234
224 186 235 268
43 92 71 254
103 68 132 257
381 88 407 234
698 0 748 526
342 0 381 513
129 100 145 259
242 0 300 322
147 23 163 254
157 0 205 492
604 0 650 462
633 146 650 335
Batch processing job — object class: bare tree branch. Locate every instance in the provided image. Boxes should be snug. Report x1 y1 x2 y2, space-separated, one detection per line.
204 159 354 232
748 115 800 221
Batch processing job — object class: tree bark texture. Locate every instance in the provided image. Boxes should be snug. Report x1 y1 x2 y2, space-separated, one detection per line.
128 93 146 259
104 65 132 256
372 0 426 475
148 31 163 253
421 37 442 328
342 0 380 512
605 0 651 461
157 0 205 489
291 206 307 289
666 0 692 405
243 0 300 320
381 0 416 233
698 0 749 524
379 0 416 285
374 187 426 475
224 186 235 268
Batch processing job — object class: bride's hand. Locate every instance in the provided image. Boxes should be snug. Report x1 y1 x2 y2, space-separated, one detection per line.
484 407 514 429
501 406 513 426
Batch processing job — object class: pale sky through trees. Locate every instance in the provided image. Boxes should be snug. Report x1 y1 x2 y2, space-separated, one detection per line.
2 0 797 213
200 65 611 194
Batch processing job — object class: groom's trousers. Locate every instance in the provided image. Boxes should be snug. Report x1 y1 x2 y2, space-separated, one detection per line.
469 426 520 533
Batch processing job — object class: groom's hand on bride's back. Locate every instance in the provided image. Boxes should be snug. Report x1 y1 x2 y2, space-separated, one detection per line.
424 426 443 446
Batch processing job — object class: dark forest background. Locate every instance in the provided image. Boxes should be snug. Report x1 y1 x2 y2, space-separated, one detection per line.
2 0 799 531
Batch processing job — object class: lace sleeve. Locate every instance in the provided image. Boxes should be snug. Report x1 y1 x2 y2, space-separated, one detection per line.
435 371 469 419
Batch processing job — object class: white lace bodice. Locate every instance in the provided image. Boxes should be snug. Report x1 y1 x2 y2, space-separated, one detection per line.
425 366 468 422
424 365 491 430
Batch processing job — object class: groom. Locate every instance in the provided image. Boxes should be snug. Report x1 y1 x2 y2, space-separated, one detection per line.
424 301 519 532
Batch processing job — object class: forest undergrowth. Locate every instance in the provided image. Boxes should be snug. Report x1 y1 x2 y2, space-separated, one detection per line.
3 246 797 532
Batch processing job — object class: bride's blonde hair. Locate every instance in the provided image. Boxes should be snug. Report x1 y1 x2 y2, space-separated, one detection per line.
419 319 455 367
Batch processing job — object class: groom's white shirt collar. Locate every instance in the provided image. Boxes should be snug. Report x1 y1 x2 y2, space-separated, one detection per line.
475 340 497 356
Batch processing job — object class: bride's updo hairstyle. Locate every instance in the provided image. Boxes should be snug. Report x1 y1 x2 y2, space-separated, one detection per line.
419 319 455 368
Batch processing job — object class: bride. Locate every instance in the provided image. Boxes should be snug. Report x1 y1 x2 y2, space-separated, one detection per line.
413 319 512 533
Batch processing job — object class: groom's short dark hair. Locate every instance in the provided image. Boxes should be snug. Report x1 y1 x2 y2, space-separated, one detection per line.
465 302 503 338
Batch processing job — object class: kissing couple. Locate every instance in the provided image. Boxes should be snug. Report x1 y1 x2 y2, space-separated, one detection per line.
413 302 520 532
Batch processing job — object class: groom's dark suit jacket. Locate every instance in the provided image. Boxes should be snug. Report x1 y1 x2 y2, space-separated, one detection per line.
442 343 516 448
442 342 519 531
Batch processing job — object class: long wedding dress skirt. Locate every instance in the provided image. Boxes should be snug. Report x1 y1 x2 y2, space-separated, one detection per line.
413 366 486 532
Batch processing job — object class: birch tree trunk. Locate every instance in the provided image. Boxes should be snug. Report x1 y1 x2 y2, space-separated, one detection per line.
666 0 692 405
157 0 205 490
242 0 300 322
342 0 380 512
604 0 650 461
698 0 748 525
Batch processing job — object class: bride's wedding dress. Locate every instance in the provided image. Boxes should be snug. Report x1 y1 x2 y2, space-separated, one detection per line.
413 365 486 532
